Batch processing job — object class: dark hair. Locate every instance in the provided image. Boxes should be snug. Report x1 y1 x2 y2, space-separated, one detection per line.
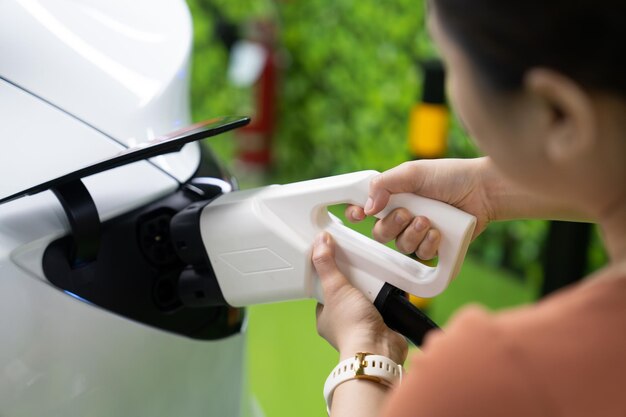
432 0 626 97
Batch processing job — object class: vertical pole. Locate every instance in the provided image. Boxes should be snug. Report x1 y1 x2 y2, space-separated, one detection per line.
541 221 592 296
407 60 449 159
406 60 449 310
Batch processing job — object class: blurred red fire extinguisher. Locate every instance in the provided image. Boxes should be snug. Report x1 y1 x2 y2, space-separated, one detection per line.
228 19 280 176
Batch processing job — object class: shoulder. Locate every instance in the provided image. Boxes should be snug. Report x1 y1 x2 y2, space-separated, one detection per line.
585 261 626 285
384 272 626 417
381 305 550 417
416 305 502 360
418 305 526 374
496 264 626 341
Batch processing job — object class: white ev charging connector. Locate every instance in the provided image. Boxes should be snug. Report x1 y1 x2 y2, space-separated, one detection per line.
171 168 476 345
199 171 475 304
3 117 476 346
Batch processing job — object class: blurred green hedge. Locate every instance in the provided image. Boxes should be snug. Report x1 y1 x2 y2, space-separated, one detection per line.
188 0 449 178
187 0 607 286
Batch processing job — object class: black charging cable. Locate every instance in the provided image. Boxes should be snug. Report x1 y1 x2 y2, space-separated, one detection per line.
374 283 440 347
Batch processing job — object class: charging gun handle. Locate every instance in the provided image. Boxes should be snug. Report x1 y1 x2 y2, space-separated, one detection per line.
300 170 477 301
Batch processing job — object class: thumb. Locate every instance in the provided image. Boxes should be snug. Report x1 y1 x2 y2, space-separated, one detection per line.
365 162 423 216
312 232 351 301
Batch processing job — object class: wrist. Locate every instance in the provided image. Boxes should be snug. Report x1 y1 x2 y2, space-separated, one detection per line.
339 339 407 365
478 157 503 222
324 352 403 415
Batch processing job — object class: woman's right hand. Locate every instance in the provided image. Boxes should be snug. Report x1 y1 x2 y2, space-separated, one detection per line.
347 157 495 258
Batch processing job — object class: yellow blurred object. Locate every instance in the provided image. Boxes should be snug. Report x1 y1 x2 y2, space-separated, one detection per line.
408 103 450 158
408 293 433 310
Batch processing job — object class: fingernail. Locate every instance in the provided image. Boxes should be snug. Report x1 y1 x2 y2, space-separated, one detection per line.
351 207 363 221
427 229 438 242
414 218 427 232
364 198 373 213
394 212 407 225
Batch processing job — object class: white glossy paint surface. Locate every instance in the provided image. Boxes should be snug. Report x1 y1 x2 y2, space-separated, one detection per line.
0 0 201 182
0 83 247 414
0 257 247 417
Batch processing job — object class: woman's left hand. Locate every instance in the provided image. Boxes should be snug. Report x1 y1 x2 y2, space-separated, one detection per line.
312 232 408 364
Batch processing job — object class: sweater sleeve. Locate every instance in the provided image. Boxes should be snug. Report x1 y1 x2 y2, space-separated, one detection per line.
380 305 549 417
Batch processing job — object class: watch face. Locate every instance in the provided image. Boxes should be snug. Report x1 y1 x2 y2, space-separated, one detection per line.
0 116 250 205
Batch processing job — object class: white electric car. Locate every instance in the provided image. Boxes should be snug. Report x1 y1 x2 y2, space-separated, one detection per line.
0 1 253 415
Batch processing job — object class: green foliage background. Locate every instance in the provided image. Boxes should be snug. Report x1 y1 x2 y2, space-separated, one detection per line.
184 1 608 415
188 0 444 179
186 0 607 286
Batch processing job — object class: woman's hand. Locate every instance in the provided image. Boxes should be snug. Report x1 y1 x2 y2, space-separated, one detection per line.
346 157 495 259
313 232 408 364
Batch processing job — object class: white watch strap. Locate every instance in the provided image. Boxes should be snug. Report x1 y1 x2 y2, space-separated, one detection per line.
323 353 403 415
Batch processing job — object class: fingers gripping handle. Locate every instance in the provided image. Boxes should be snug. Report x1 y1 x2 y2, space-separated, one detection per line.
310 170 476 301
377 192 476 291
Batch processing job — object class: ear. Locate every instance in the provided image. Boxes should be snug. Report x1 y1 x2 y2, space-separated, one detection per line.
524 68 597 163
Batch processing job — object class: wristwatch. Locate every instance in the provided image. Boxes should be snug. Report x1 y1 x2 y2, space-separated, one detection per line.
323 352 403 414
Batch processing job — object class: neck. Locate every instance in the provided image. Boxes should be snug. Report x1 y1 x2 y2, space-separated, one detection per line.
596 190 626 264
